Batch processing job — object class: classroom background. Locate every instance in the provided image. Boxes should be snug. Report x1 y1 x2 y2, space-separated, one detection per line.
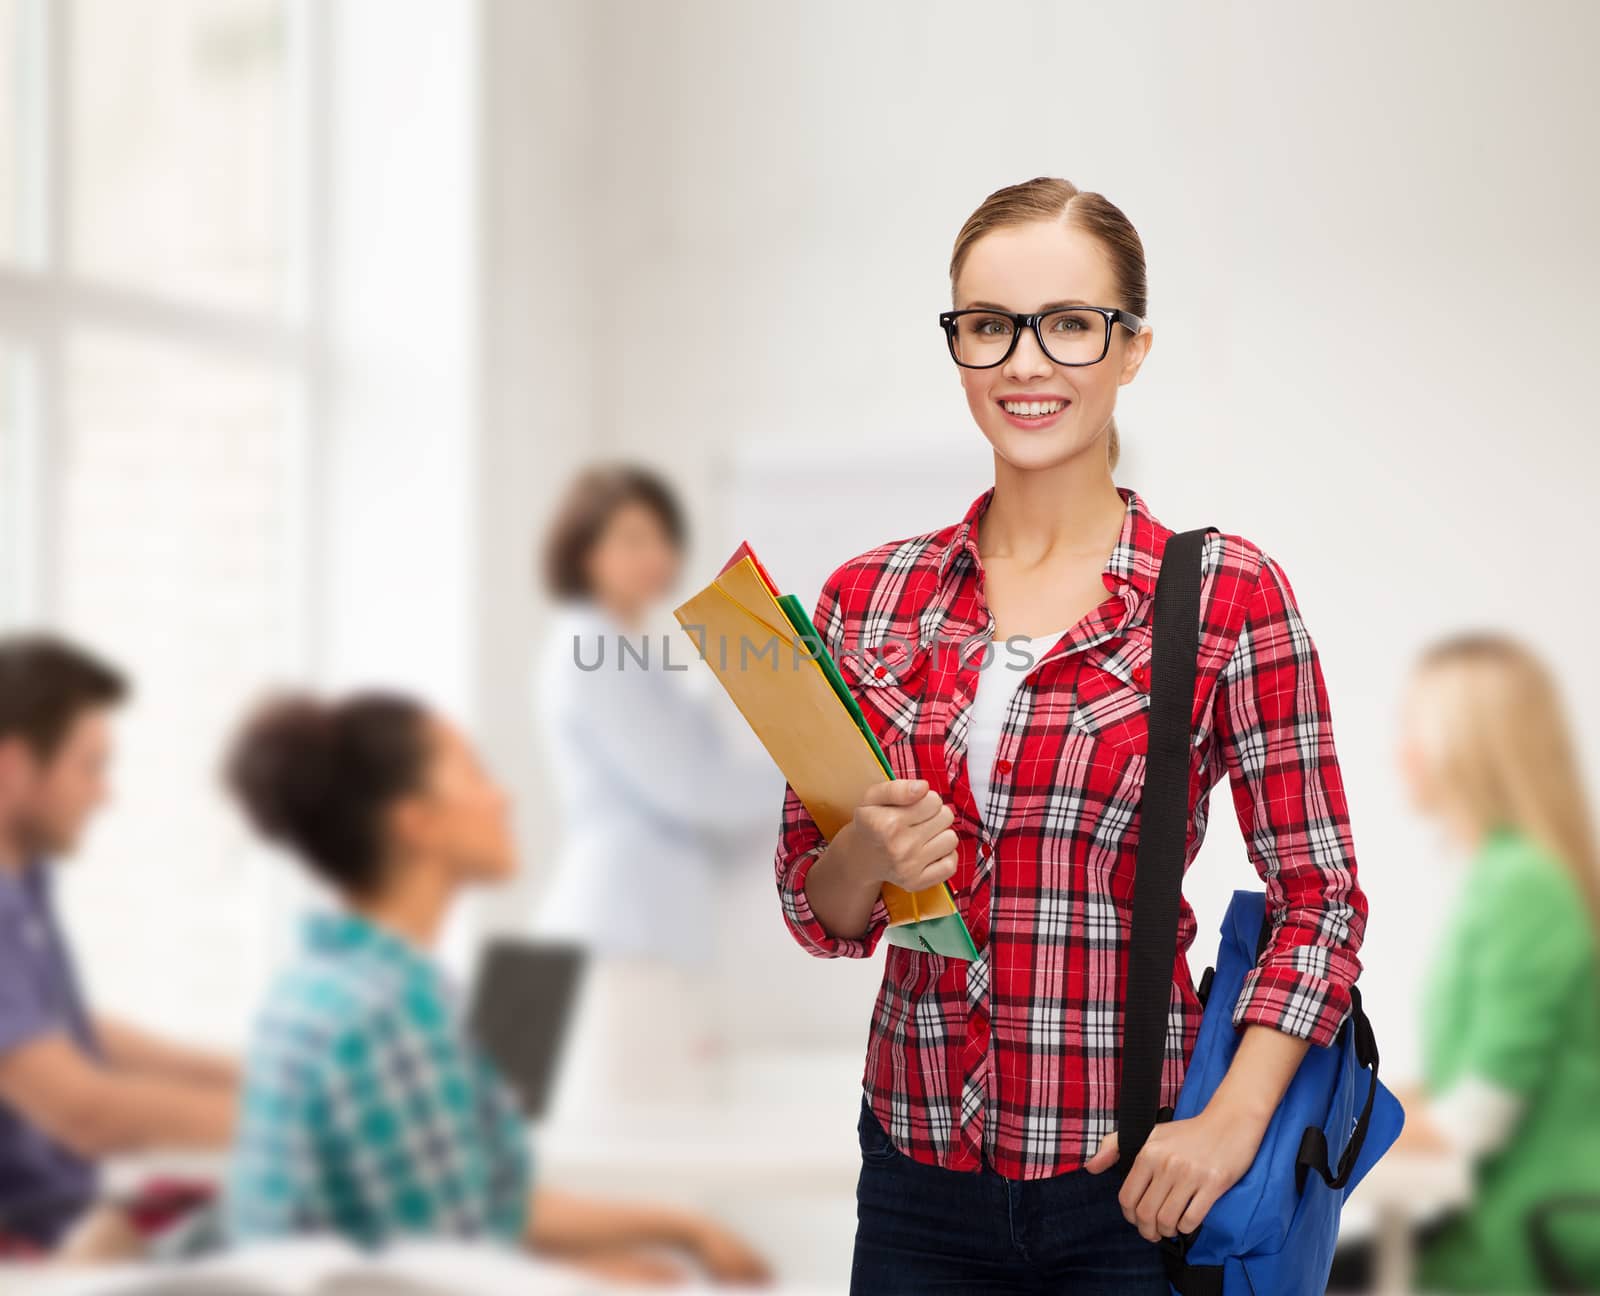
0 1 1595 1290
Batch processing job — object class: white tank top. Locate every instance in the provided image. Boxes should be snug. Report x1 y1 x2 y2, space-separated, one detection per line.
966 627 1070 825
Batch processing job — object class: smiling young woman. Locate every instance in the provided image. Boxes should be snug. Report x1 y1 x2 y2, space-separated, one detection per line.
771 177 1370 1293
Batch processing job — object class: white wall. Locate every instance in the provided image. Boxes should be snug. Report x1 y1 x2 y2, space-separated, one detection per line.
463 0 597 964
318 0 479 712
483 0 1600 1080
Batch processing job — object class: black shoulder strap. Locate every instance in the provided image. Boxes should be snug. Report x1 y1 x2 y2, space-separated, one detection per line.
1116 526 1214 1175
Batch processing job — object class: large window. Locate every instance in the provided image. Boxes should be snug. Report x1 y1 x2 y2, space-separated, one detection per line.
69 0 292 311
0 0 31 263
0 0 316 1044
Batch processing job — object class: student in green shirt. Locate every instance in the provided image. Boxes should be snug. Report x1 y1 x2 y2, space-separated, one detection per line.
1385 632 1600 1292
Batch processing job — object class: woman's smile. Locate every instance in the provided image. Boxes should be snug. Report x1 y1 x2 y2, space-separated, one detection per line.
995 391 1073 429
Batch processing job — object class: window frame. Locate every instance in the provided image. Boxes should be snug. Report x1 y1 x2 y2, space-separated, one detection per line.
0 0 323 648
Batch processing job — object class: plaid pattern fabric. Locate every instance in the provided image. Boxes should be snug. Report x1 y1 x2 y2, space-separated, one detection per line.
0 1228 42 1260
122 1177 217 1237
225 911 529 1247
774 485 1368 1179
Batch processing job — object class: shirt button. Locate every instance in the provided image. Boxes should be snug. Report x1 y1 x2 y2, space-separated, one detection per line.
874 664 888 679
995 758 1012 775
1132 664 1150 690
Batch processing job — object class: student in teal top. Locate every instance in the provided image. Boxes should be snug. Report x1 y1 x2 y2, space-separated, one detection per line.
1387 633 1600 1292
221 690 771 1286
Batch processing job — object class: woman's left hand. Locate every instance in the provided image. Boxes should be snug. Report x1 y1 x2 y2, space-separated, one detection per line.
1084 1103 1267 1243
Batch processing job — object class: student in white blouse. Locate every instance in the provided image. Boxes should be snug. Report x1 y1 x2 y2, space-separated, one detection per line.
532 465 776 1117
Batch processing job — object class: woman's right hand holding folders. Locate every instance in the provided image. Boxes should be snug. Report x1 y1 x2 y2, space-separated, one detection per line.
800 778 960 942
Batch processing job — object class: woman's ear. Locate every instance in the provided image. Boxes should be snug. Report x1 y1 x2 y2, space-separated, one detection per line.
0 735 27 800
383 794 432 858
1118 326 1153 387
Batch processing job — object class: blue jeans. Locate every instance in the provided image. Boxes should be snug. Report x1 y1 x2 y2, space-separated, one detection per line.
851 1097 1170 1294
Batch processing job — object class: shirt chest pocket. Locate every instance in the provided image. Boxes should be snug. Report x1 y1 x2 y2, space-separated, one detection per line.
1071 627 1218 760
1071 633 1155 753
840 639 936 755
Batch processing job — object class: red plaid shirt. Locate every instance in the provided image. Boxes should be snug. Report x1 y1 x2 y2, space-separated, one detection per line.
773 485 1368 1179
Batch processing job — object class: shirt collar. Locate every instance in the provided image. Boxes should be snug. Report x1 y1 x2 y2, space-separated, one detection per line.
935 484 1168 601
302 907 438 981
0 856 50 910
551 598 619 636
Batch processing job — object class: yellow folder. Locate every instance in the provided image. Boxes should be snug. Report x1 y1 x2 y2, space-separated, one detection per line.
673 543 977 960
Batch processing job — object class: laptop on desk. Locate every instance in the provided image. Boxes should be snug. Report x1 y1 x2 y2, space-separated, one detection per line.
467 938 588 1120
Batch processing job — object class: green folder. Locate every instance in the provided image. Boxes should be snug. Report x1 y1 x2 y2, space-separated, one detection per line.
776 593 978 961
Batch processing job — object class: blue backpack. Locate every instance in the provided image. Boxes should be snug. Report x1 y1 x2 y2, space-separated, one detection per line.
1116 528 1405 1295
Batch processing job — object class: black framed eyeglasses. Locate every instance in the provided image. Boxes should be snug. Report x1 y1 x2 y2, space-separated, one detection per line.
938 306 1145 369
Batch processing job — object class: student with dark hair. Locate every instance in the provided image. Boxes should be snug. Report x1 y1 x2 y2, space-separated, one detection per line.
223 689 771 1286
540 462 689 606
0 634 237 1255
533 463 774 1115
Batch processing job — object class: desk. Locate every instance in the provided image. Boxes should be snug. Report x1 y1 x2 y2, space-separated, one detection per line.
535 1089 863 1287
92 1104 1467 1294
95 1106 866 1200
535 1099 861 1194
1340 1150 1472 1292
90 1089 865 1290
1 1247 844 1296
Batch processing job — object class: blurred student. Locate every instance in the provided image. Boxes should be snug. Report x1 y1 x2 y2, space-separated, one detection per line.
0 635 237 1254
1357 633 1600 1291
533 464 774 1112
222 690 772 1287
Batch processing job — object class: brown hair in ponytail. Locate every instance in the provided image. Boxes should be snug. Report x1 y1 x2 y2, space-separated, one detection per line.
224 691 432 898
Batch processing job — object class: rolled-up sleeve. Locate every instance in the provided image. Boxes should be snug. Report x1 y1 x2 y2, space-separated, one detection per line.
1213 550 1368 1046
773 565 891 959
